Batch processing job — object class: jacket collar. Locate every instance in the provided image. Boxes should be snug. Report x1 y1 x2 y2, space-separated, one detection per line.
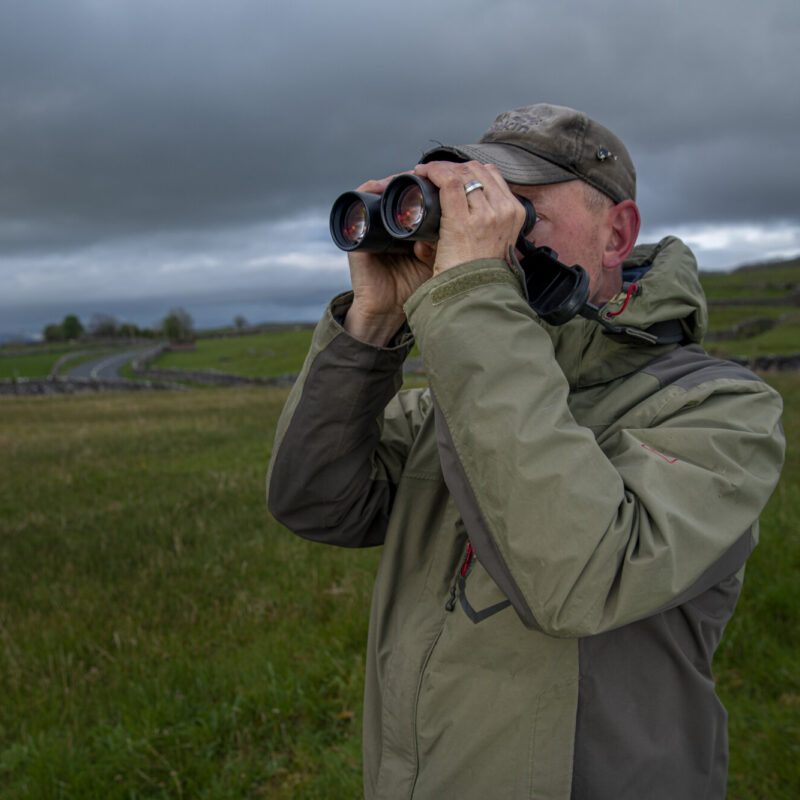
541 237 708 389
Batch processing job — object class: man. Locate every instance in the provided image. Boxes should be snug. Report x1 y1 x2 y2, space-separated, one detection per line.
266 104 785 799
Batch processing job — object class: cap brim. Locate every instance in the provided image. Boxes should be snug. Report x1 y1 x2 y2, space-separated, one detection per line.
420 143 576 186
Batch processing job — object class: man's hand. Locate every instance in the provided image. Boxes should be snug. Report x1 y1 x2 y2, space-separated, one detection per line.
344 162 526 343
413 161 527 276
345 175 435 346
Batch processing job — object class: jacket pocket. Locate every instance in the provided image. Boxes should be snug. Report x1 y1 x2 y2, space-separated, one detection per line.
458 547 512 623
527 680 579 798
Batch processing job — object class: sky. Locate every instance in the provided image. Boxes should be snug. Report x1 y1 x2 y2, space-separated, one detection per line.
1 0 799 338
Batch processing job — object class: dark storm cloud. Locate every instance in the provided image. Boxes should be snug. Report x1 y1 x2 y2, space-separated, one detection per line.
1 0 798 251
0 0 798 334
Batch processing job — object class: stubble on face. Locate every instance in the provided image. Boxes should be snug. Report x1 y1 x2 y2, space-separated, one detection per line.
509 180 620 304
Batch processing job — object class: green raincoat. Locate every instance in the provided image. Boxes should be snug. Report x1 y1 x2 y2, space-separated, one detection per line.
267 237 784 799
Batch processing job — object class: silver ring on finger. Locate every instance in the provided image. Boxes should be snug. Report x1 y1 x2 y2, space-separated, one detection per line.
464 180 484 196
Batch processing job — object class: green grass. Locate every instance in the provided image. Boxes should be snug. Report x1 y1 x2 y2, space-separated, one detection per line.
0 266 795 799
700 259 800 301
151 331 419 381
153 331 314 378
53 348 127 376
706 305 793 332
0 344 136 380
0 352 65 379
1 374 797 798
715 372 800 798
700 283 795 302
0 388 374 798
708 317 800 358
695 259 800 353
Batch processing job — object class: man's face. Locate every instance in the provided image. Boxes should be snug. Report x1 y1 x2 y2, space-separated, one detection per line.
508 180 618 304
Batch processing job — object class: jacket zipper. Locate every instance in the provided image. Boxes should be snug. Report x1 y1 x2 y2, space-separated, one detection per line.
445 540 474 611
409 544 474 798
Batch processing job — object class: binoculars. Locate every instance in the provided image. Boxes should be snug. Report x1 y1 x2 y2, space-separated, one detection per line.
329 174 536 253
328 172 630 333
327 171 677 342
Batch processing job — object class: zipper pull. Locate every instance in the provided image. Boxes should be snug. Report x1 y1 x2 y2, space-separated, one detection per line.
445 540 474 612
460 542 475 577
445 584 457 612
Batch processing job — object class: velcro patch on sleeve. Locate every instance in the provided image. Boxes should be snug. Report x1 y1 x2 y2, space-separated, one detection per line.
430 268 519 306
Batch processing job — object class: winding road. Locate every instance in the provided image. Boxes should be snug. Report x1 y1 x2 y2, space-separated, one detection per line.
66 349 149 379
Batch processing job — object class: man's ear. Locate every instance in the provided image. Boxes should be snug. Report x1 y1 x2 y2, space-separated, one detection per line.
602 200 641 270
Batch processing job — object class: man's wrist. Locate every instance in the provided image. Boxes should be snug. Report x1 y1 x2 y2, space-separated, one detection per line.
343 303 406 347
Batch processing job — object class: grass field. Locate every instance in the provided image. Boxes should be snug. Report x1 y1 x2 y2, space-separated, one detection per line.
1 388 375 798
1 373 798 799
700 258 800 300
705 305 794 331
1 257 798 797
0 345 129 380
0 351 65 379
708 318 800 359
696 260 800 356
153 331 314 378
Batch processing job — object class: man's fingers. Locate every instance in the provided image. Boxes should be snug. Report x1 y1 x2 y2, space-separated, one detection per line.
415 162 471 219
355 177 392 194
354 170 413 194
414 241 437 268
471 162 528 232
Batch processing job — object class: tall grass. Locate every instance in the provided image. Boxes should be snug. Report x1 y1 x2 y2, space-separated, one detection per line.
1 375 797 798
1 389 372 798
716 372 800 798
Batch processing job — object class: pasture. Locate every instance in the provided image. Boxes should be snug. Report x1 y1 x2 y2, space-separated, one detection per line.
1 257 798 797
1 373 798 798
1 387 375 798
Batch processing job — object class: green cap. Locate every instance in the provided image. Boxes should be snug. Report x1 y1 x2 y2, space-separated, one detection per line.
420 103 636 204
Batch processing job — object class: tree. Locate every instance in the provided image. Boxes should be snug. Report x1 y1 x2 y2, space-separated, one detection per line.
117 322 141 339
234 314 248 331
161 307 194 343
43 323 65 342
61 314 84 341
89 313 119 338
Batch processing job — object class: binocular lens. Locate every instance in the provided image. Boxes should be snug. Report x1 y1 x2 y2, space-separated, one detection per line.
330 174 535 252
394 185 425 233
342 200 368 245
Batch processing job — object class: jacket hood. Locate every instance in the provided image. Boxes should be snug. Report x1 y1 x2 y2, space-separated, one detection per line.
542 236 708 389
604 236 708 342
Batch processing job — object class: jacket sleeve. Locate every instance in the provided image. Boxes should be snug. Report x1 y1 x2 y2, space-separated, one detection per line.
404 259 786 636
266 292 425 547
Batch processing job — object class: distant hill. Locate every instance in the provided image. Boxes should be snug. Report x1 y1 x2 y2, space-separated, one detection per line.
0 332 42 346
700 254 800 283
728 255 800 274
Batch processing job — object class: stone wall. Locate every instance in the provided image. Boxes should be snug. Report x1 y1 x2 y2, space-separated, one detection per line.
0 376 187 396
729 354 800 371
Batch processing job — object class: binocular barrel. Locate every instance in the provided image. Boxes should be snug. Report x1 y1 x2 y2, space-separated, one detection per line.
330 175 536 253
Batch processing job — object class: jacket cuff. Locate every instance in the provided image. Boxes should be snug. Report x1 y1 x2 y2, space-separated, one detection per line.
404 258 524 319
328 291 415 354
403 258 527 345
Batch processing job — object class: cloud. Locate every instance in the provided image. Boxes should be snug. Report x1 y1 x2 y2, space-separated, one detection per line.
0 0 798 333
642 221 800 270
0 213 350 332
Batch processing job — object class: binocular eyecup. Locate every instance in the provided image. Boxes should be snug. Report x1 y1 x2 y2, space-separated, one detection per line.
330 174 536 253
